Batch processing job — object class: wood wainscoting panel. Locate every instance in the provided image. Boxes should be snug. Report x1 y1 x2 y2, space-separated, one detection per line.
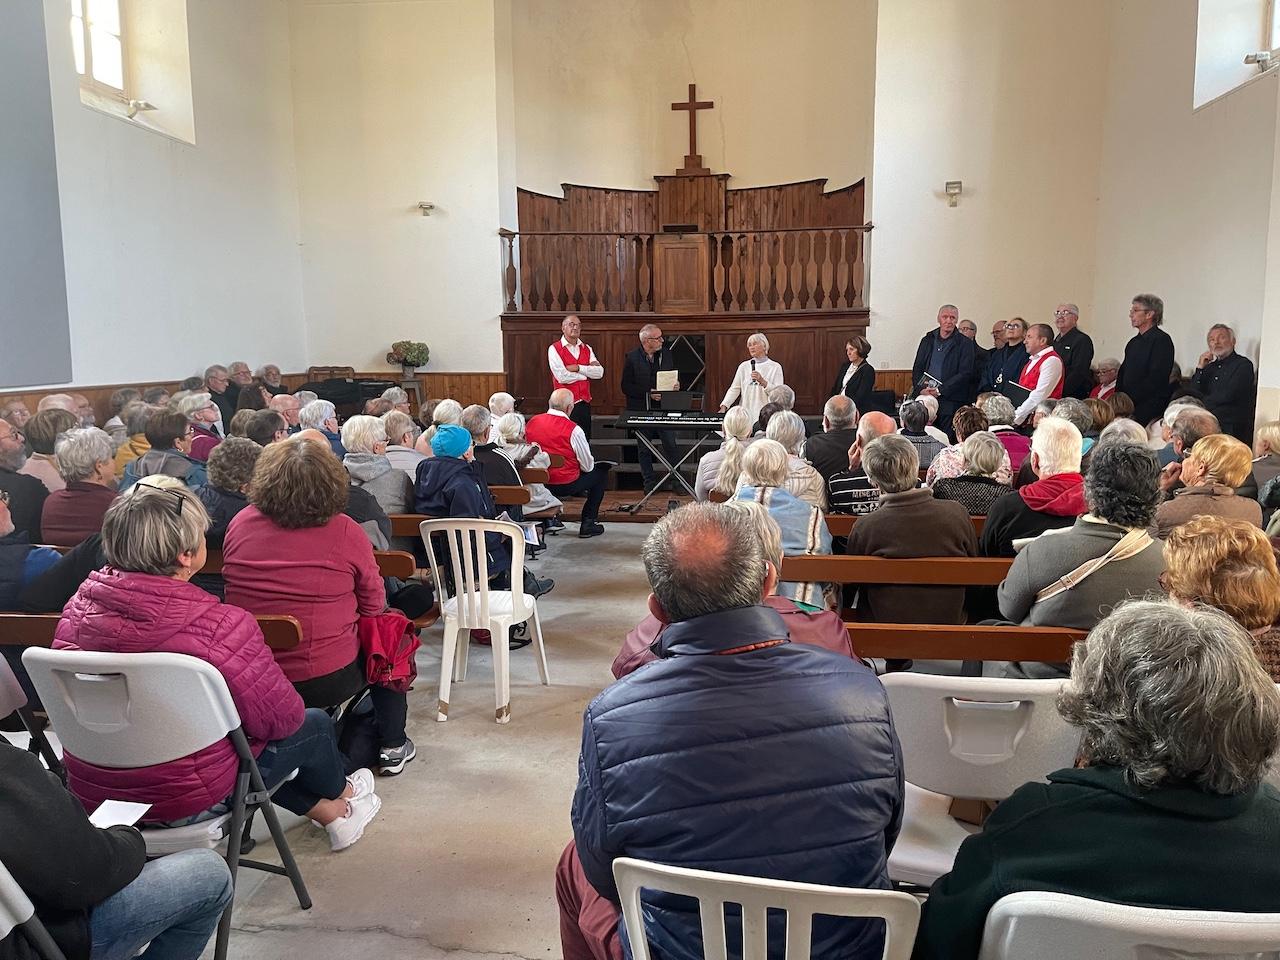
652 235 710 315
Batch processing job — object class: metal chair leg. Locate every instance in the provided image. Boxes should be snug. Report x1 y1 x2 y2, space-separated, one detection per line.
214 767 250 960
248 762 312 910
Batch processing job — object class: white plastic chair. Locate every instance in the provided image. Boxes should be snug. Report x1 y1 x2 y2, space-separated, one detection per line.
0 654 63 780
0 856 67 960
613 857 920 960
21 648 312 960
880 673 1079 888
419 518 549 724
978 891 1280 959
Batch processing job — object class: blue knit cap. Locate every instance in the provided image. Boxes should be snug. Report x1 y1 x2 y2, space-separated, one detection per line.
431 423 471 458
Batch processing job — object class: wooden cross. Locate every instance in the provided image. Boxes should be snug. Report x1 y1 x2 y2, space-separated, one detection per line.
671 83 714 176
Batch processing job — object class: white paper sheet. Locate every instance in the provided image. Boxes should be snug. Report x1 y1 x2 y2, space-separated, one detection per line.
89 800 151 828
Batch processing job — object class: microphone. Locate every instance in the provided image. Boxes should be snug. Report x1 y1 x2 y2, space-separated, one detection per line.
750 358 756 387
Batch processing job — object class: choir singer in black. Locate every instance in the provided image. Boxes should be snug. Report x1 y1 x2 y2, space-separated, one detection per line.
621 323 682 492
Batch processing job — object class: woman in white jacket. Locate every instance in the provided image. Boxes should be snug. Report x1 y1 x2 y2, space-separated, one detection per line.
719 333 783 429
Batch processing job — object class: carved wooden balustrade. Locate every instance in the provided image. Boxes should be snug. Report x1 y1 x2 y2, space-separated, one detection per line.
500 230 655 313
707 227 868 312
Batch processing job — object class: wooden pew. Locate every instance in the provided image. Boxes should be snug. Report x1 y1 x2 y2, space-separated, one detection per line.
781 554 1012 586
548 454 565 468
0 612 305 651
845 622 1084 663
519 467 550 484
826 514 987 538
490 485 532 506
374 551 441 630
390 513 427 540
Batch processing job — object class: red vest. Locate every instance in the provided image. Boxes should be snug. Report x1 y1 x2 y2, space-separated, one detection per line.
1019 350 1064 400
525 412 580 484
551 340 594 404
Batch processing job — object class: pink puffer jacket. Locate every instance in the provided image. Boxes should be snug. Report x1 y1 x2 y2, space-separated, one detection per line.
54 568 305 823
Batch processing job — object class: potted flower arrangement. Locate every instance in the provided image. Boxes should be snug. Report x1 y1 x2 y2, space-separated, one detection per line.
387 340 430 379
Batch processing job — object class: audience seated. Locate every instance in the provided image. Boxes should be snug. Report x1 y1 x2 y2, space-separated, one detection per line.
341 415 413 519
765 410 827 509
269 392 302 432
142 386 170 406
926 405 1011 486
53 480 383 846
0 417 46 543
845 434 977 624
177 391 223 462
488 392 516 441
696 406 753 502
526 389 609 539
611 500 850 678
1013 397 1094 488
41 427 118 547
121 411 208 492
735 439 832 609
827 411 897 515
101 387 140 450
233 378 272 413
298 399 346 456
766 383 796 410
383 410 426 481
178 376 204 393
559 503 902 960
0 740 233 960
228 360 253 391
258 363 287 395
363 398 393 417
227 407 256 438
1109 390 1135 421
931 431 1013 515
196 437 260 549
246 409 289 446
979 393 1030 471
20 408 77 493
494 412 563 516
912 600 1280 960
997 441 1164 678
0 488 60 609
113 401 156 477
1083 396 1113 436
37 394 78 415
460 404 524 502
416 398 461 457
1153 433 1261 538
802 395 859 487
204 364 238 423
1156 400 1208 466
914 394 952 445
294 389 318 408
0 398 31 430
752 400 784 437
1254 420 1280 492
981 417 1085 557
899 400 946 470
1098 417 1148 445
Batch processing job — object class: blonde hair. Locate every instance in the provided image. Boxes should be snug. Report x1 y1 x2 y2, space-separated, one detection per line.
102 480 209 575
713 406 755 497
382 410 417 446
1255 420 1280 456
1188 433 1253 488
1164 516 1280 631
340 414 388 455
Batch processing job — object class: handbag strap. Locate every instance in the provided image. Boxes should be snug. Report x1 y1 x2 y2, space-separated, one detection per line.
1034 529 1153 605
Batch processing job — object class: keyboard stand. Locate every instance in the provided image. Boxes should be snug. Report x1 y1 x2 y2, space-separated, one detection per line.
623 428 717 513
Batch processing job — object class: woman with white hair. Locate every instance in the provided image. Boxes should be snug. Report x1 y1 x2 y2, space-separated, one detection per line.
298 399 345 456
735 439 832 609
415 398 462 456
341 415 413 517
382 410 426 481
494 412 563 515
914 394 951 445
913 600 1280 959
719 333 783 429
40 427 118 547
765 410 827 509
697 407 754 501
380 386 411 415
488 392 515 442
932 431 1013 515
177 391 223 462
1098 417 1148 445
978 393 1031 471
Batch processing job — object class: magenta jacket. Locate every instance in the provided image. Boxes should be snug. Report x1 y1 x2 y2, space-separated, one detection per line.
53 568 304 823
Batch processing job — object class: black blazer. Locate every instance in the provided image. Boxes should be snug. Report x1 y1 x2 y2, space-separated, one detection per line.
620 346 677 410
1117 325 1175 426
830 361 876 412
1053 327 1095 399
1191 351 1256 443
912 331 978 406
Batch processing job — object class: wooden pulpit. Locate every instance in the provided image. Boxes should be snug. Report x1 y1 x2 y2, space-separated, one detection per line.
653 233 709 314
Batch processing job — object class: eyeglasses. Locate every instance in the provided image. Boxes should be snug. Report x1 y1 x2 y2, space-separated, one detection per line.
0 489 9 505
135 482 185 517
1053 310 1075 319
642 335 664 342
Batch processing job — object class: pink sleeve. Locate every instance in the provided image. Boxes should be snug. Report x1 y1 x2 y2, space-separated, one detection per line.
217 608 305 742
347 518 388 616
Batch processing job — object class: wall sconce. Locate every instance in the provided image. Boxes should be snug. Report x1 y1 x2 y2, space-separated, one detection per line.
945 181 962 207
126 99 156 119
417 202 435 216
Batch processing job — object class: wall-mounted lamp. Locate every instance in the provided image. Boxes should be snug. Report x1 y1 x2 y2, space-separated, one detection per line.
945 181 963 207
1245 51 1273 72
126 99 156 119
417 202 436 216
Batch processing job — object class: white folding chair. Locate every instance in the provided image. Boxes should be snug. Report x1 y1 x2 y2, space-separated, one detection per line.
0 653 63 780
613 857 920 960
419 518 549 724
979 891 1280 959
21 648 312 960
880 673 1079 888
0 856 67 960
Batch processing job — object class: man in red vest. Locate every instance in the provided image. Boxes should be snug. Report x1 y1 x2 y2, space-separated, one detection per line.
526 389 610 538
548 315 604 439
1013 323 1064 425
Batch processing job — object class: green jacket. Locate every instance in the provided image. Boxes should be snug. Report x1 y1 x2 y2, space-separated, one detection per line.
912 765 1280 960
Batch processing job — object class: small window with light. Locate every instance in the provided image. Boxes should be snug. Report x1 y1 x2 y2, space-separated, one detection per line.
71 0 127 98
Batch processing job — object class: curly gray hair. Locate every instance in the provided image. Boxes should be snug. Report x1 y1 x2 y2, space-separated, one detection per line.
1059 600 1280 795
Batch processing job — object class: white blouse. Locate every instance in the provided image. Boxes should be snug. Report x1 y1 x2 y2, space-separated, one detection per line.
721 357 784 428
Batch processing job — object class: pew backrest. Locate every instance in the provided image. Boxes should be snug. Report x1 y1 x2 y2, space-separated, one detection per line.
782 555 1012 586
519 467 550 485
825 514 986 538
845 622 1084 663
0 612 304 651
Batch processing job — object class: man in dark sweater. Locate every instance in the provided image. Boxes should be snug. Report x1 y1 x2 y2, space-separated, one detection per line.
0 419 46 543
1116 294 1175 427
911 305 978 434
1051 303 1095 399
619 323 681 491
981 417 1086 557
0 742 232 960
804 395 860 486
1191 323 1256 444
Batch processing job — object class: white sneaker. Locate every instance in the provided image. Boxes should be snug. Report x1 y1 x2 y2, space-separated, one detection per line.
326 792 382 851
347 768 376 799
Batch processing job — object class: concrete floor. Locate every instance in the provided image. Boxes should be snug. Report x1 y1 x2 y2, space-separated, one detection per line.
219 523 654 960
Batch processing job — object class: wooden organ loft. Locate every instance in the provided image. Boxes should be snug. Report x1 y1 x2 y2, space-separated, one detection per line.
499 84 871 414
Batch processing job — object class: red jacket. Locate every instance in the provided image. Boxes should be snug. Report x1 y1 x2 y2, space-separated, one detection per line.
53 568 304 823
222 507 386 682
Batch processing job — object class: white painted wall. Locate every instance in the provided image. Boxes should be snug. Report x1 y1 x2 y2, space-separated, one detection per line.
868 0 1110 369
1194 0 1267 108
509 0 877 194
288 0 508 372
1092 0 1277 373
40 0 307 385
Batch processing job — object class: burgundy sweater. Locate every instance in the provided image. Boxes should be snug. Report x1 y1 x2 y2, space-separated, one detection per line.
40 481 119 548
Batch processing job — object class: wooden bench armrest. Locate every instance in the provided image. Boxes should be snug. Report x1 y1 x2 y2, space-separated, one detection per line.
390 513 430 539
374 550 417 579
490 485 532 506
519 467 550 484
0 612 306 652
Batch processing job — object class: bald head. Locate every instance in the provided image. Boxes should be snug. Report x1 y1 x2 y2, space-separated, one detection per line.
291 428 333 451
848 411 897 472
269 393 301 427
549 388 575 413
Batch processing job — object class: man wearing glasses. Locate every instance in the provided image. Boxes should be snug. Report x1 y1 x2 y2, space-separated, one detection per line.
0 419 47 542
1052 303 1095 399
621 324 681 493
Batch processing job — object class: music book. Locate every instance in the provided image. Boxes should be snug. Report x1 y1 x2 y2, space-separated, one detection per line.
1000 381 1031 405
655 370 679 392
916 372 942 394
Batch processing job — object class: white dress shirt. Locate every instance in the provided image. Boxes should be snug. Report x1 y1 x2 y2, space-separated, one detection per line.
548 337 604 385
721 357 784 427
1014 348 1065 424
546 408 595 471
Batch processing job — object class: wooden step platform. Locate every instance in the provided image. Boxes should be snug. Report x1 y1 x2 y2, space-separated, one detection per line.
558 489 694 524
